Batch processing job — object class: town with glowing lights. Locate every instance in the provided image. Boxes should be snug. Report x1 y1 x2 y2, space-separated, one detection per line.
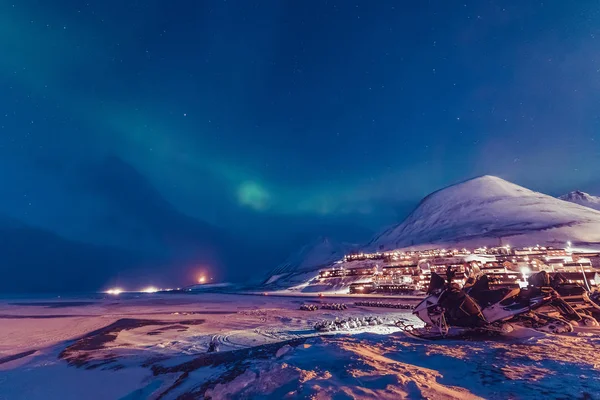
316 243 600 295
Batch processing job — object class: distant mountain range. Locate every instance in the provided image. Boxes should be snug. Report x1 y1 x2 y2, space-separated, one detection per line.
267 176 600 287
79 156 375 285
5 165 600 293
83 156 238 266
559 190 600 212
0 216 142 293
0 156 269 292
1 156 379 292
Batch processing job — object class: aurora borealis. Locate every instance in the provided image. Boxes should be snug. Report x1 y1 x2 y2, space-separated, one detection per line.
1 1 600 289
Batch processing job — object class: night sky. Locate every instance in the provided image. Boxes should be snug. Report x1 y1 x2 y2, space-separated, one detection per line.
1 1 600 291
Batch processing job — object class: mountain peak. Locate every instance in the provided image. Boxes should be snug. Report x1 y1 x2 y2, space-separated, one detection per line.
559 190 600 211
560 190 594 201
468 174 504 182
453 175 517 189
370 176 600 251
414 175 530 212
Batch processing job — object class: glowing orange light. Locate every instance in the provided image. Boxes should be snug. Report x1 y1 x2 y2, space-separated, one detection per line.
198 276 206 284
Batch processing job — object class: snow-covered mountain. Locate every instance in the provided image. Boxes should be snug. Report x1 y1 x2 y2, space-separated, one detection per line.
270 237 351 275
263 175 600 290
263 237 355 288
559 190 600 212
369 175 600 251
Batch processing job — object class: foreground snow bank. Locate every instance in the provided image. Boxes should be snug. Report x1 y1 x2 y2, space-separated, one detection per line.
202 330 600 399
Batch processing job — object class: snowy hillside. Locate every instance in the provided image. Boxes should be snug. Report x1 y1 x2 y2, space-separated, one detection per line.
269 237 351 275
263 237 354 289
559 190 600 211
370 175 600 251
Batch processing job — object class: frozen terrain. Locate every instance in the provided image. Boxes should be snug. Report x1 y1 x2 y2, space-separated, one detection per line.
370 175 600 251
560 190 600 212
1 293 599 399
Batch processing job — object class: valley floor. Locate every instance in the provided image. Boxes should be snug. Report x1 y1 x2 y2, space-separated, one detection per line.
0 293 598 399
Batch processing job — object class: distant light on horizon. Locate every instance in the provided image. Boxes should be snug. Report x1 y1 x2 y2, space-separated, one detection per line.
198 276 206 284
106 288 123 295
141 286 158 293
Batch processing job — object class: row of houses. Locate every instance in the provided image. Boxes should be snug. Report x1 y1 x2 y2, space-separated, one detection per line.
318 266 375 279
319 245 600 294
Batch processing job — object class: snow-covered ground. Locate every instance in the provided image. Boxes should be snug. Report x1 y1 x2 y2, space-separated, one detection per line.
0 293 599 399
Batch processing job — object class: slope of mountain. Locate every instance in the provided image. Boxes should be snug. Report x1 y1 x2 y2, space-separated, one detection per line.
0 217 142 293
263 237 355 289
559 190 600 211
0 156 276 292
82 156 270 282
369 175 600 251
270 237 351 275
86 156 229 251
